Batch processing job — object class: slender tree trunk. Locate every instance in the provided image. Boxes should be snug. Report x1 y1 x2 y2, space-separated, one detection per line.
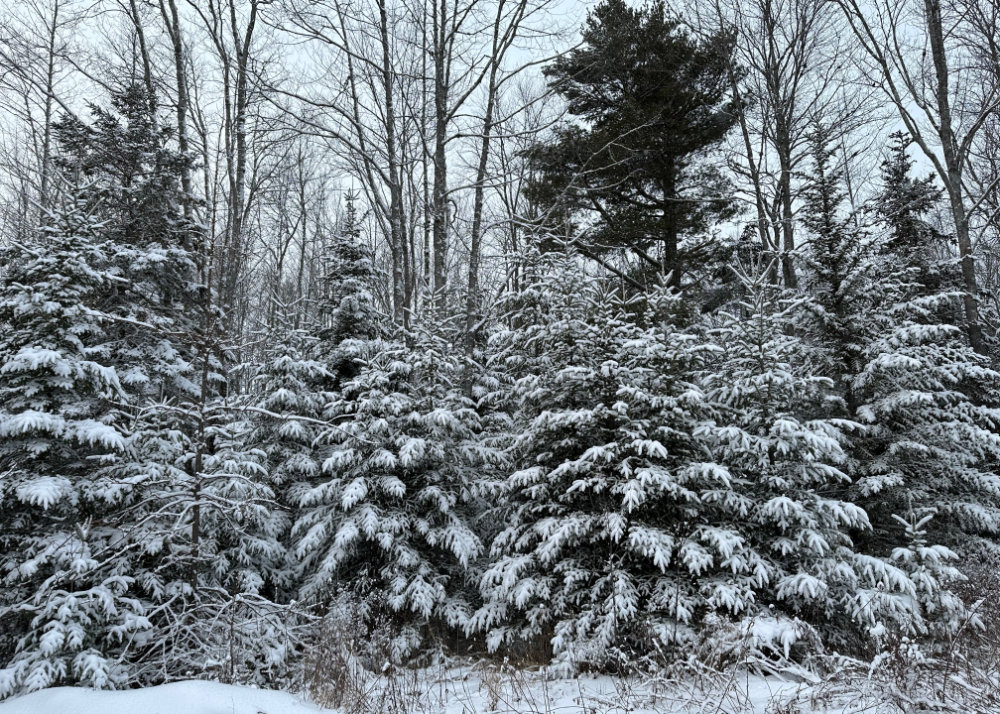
127 0 156 114
223 0 258 326
378 0 406 325
924 0 986 353
776 136 798 289
39 0 60 213
431 0 450 310
465 2 505 351
661 160 681 288
295 152 308 328
726 59 773 253
421 1 432 308
161 0 192 214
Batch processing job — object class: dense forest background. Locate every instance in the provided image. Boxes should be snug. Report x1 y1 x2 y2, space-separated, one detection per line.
1 0 1000 700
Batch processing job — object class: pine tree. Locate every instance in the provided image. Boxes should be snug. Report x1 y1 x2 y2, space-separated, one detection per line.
526 0 738 287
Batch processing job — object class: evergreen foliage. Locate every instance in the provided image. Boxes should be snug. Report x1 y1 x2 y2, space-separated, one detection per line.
526 0 738 286
476 254 718 670
798 130 1000 647
4 11 1000 697
697 265 873 648
0 193 139 696
291 328 490 660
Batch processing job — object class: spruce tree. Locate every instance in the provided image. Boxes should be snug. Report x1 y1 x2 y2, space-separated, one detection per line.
875 132 952 293
52 84 200 404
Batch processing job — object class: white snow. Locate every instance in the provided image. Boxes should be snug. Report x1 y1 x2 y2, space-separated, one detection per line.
0 662 989 714
0 680 332 714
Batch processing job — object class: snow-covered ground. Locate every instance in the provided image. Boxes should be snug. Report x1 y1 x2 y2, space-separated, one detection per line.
0 659 993 714
0 670 823 714
0 680 331 714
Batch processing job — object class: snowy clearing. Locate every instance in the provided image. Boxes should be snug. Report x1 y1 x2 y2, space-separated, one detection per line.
0 680 330 714
0 669 874 714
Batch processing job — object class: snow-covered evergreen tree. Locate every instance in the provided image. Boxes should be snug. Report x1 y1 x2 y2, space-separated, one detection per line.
250 195 385 597
53 84 200 404
260 193 382 495
800 130 1000 648
697 264 873 649
311 189 384 402
875 132 954 296
252 329 330 508
116 397 292 682
291 327 489 659
30 87 297 686
0 194 147 697
476 252 732 670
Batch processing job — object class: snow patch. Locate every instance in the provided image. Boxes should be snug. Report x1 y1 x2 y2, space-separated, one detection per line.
0 680 331 714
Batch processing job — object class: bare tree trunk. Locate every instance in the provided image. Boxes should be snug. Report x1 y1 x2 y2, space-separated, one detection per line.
378 0 406 325
126 0 156 112
466 0 529 349
764 2 799 289
924 0 985 353
776 137 798 289
295 149 309 328
723 48 775 257
431 0 450 311
223 0 260 326
160 0 192 213
38 0 61 212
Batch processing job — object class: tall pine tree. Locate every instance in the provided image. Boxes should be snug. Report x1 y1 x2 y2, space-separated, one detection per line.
526 0 738 287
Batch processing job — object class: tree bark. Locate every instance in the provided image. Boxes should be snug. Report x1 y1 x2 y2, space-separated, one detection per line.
431 0 450 311
160 0 192 213
924 0 986 353
378 0 407 325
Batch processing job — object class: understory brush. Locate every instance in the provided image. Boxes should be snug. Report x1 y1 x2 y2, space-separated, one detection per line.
297 601 1000 714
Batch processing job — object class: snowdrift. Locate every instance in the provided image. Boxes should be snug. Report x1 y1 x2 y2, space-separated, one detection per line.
0 680 331 714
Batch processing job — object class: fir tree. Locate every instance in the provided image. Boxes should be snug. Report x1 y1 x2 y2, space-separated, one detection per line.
251 194 385 601
47 87 295 685
0 194 145 697
698 265 873 650
291 328 489 660
252 328 330 506
52 84 200 404
875 132 951 292
316 191 382 383
476 253 723 670
800 129 1000 648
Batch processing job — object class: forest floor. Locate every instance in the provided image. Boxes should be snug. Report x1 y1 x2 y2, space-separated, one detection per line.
1 658 995 714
